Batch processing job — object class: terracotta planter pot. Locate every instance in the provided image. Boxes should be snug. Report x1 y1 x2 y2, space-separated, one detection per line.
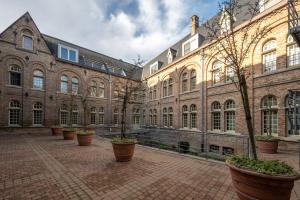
63 130 75 140
112 143 136 162
257 140 278 154
226 161 299 200
77 134 93 146
51 127 62 136
86 127 95 132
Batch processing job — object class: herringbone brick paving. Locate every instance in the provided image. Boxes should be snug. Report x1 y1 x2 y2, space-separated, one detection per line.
0 133 299 200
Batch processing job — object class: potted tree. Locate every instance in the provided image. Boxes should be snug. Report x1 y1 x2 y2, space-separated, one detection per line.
204 0 300 199
76 130 94 146
62 94 77 140
111 57 144 162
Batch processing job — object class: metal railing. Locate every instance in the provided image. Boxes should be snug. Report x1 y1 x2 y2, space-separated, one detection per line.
288 0 300 32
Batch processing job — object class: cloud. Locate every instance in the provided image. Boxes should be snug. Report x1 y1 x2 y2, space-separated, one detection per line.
0 0 219 63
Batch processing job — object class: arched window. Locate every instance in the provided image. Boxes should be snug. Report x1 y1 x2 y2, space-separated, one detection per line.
9 100 21 126
287 35 300 67
211 102 221 130
33 102 43 125
163 81 168 97
169 107 173 127
153 109 157 126
33 70 44 90
99 82 105 98
60 104 68 125
149 90 153 101
168 78 173 96
190 104 197 128
212 62 222 85
113 108 119 125
163 108 168 127
9 65 21 86
286 92 300 135
261 95 278 135
90 107 96 125
263 40 277 72
182 105 188 128
71 105 79 125
149 109 153 126
90 81 97 97
60 75 68 93
142 110 146 125
182 73 188 92
132 108 140 124
99 107 104 125
71 77 79 94
190 70 196 90
224 100 235 132
153 86 157 99
225 59 234 82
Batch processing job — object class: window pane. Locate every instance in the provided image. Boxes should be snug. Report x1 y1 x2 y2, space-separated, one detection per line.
61 47 68 60
263 51 276 72
69 50 77 62
23 36 33 50
10 72 21 86
33 77 43 89
212 112 220 130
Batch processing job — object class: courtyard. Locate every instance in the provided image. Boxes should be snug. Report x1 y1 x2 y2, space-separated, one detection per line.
0 133 299 200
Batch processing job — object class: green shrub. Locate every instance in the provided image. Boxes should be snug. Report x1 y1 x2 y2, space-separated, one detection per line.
77 130 94 136
178 141 190 153
63 128 77 132
227 155 297 176
111 137 137 144
255 135 279 141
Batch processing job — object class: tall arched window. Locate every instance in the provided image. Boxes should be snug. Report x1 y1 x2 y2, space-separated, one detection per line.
263 40 277 73
90 81 97 97
286 92 300 135
9 100 21 126
153 86 157 99
149 109 153 125
190 70 196 90
224 100 236 132
33 102 43 125
132 108 140 124
169 107 173 127
168 78 173 96
212 62 222 85
99 82 105 98
90 107 96 125
212 102 221 130
287 35 300 67
71 105 79 125
113 108 119 125
33 70 44 90
182 105 188 128
163 81 168 97
9 65 21 86
71 77 79 94
163 108 168 127
182 73 188 92
60 104 68 125
261 95 278 135
190 104 197 128
99 107 104 125
153 109 157 126
142 110 146 125
60 75 68 93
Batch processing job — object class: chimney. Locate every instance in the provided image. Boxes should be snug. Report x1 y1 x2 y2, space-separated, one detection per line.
191 15 199 35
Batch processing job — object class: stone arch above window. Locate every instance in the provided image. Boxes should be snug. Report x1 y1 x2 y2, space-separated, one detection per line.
212 101 221 111
225 100 236 110
262 39 276 52
261 95 278 109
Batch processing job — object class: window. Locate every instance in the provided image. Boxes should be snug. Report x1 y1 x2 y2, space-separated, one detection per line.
71 105 79 125
169 107 173 127
263 40 277 73
149 90 153 101
149 109 153 125
163 108 168 127
212 62 222 85
168 78 173 96
287 35 300 67
212 102 221 130
182 34 199 55
184 43 191 55
224 100 235 132
113 108 119 125
33 70 44 89
261 95 278 135
60 104 68 126
153 86 157 99
163 81 168 97
99 82 105 98
226 65 234 82
9 65 21 86
23 35 33 50
9 100 21 126
90 107 96 125
190 104 197 128
99 107 104 125
209 145 220 154
33 102 43 125
133 108 140 124
190 70 196 90
71 77 79 94
58 44 78 62
90 81 97 97
182 73 188 92
60 75 68 93
153 109 157 126
182 105 188 128
150 62 158 75
167 52 173 64
286 92 300 135
259 0 281 12
142 110 146 125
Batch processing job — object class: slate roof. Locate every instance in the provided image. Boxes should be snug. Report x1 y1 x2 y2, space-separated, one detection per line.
142 0 258 78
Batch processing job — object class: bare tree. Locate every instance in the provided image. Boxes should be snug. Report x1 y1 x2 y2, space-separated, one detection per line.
203 0 282 159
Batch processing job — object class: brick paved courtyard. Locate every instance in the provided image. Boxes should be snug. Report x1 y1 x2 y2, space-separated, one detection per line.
0 133 299 200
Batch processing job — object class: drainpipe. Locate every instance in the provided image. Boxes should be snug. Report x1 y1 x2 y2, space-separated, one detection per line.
109 75 112 128
200 50 206 152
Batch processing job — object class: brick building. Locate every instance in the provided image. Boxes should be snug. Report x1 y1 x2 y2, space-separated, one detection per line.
0 12 143 130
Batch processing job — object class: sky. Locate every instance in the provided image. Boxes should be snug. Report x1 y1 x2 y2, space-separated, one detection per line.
0 0 220 64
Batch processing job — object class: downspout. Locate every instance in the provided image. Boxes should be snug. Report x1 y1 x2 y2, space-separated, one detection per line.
200 50 206 152
109 74 112 129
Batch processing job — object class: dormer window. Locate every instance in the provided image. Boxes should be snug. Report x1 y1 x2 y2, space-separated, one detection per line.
58 44 78 62
167 49 176 64
150 62 158 75
23 35 33 50
259 0 281 12
182 34 199 56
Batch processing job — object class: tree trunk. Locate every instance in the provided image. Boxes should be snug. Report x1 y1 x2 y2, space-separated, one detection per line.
239 74 258 160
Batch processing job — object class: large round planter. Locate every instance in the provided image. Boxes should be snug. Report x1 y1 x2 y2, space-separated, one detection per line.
51 127 62 136
257 140 278 154
226 161 299 200
77 134 93 146
63 130 75 140
112 143 136 162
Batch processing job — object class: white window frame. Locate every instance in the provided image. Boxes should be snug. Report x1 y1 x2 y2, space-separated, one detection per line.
150 62 159 75
58 44 79 62
182 34 199 56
